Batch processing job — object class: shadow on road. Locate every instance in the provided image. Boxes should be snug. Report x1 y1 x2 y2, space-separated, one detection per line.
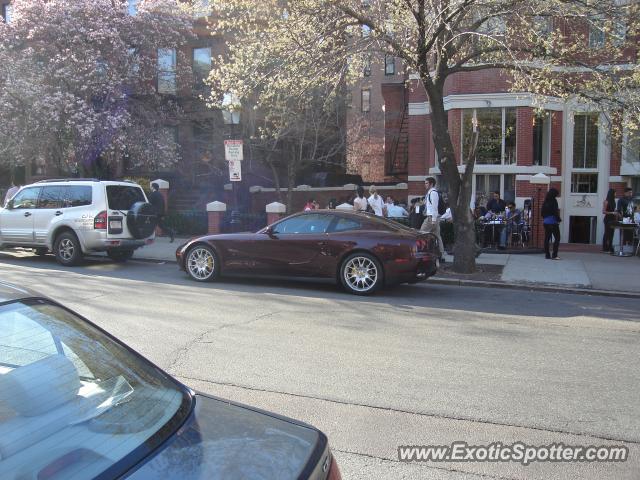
1 251 638 323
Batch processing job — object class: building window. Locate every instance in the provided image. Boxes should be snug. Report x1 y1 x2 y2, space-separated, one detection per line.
157 48 177 94
533 16 553 36
631 177 640 201
573 113 598 169
361 25 371 37
384 55 395 75
588 22 605 48
127 0 138 15
194 0 211 18
571 173 598 193
462 108 517 165
361 89 370 113
363 54 371 77
2 3 12 22
532 112 551 166
474 174 515 205
192 47 212 91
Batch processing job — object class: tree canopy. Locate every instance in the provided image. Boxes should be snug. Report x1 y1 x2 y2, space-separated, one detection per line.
0 0 194 176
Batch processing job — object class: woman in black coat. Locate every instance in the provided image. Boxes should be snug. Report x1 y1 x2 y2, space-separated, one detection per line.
541 188 561 260
602 188 617 253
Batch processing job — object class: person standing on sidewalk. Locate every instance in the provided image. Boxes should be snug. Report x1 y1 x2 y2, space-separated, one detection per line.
541 188 561 260
353 186 368 212
367 186 386 217
602 188 618 253
421 177 445 261
149 183 175 243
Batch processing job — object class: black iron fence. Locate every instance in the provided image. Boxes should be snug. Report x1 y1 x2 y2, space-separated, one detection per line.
164 210 208 236
221 211 267 233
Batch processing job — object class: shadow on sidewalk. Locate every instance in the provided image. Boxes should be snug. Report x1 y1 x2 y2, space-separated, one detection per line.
1 251 639 323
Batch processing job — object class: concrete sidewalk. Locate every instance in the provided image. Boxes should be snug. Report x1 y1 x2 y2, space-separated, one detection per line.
137 236 640 295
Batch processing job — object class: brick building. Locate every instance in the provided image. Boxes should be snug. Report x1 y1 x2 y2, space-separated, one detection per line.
348 53 640 246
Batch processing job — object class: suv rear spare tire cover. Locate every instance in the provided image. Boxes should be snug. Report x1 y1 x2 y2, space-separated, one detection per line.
127 202 158 239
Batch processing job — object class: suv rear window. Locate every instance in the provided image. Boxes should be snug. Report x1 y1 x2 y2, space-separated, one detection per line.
106 186 145 211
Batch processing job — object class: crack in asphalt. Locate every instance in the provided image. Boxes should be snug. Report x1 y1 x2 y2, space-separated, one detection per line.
165 311 281 373
333 448 517 480
176 375 640 446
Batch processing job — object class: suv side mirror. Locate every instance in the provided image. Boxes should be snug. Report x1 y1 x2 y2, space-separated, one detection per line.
5 200 13 210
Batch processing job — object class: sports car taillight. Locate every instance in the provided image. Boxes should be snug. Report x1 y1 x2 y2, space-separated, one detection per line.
327 454 342 480
94 211 107 230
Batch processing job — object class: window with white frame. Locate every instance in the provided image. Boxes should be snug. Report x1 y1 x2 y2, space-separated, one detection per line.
474 174 515 205
157 48 177 94
361 88 370 113
192 47 212 91
532 111 551 166
363 54 371 77
573 113 598 169
588 19 605 48
571 173 598 194
127 0 137 16
384 55 395 75
462 108 517 165
2 3 12 22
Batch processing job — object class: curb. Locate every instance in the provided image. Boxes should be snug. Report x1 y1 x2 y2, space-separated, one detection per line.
429 277 640 299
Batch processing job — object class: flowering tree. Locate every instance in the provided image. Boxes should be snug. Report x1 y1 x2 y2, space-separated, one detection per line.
209 0 639 273
0 0 194 177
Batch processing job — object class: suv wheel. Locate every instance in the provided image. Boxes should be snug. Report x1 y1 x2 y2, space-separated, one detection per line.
340 252 383 295
107 249 134 262
54 232 83 266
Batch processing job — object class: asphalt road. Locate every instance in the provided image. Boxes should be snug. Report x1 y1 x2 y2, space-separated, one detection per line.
1 251 639 479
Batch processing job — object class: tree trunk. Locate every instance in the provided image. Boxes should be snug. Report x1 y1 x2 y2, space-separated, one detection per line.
286 159 295 213
424 80 477 273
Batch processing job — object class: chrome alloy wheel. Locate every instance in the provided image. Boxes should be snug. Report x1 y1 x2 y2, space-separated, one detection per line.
343 256 378 292
58 238 75 261
187 247 215 280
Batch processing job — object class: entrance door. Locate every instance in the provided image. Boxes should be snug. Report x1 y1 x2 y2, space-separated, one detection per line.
569 216 597 244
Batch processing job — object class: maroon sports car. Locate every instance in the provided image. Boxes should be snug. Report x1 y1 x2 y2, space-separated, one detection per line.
176 210 440 295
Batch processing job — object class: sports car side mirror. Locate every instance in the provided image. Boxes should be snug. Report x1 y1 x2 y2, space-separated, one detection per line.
264 226 276 236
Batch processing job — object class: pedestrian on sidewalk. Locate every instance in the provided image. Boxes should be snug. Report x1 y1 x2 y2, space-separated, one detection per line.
541 188 561 260
353 186 367 212
420 177 445 261
367 186 386 217
602 188 618 253
149 182 175 243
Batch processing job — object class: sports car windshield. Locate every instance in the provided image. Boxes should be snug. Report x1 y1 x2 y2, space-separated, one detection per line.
0 299 191 480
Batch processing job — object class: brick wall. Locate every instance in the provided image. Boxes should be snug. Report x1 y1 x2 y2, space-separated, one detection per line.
517 108 534 166
444 68 512 96
550 111 563 173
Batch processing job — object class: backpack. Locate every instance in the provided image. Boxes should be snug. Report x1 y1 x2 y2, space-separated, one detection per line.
428 190 447 216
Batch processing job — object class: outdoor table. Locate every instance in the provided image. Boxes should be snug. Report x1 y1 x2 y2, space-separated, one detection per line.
611 222 637 257
484 220 506 248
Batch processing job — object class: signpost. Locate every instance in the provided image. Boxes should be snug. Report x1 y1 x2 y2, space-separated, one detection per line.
228 159 242 182
224 139 243 162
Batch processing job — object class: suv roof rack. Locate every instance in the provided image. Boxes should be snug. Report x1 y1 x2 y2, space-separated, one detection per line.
35 178 101 183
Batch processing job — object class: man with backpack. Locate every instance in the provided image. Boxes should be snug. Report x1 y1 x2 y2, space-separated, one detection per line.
420 176 445 261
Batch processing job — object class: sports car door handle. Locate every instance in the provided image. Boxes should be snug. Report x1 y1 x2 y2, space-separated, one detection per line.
23 212 31 217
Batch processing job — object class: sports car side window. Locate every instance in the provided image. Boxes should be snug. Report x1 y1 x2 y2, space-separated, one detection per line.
332 217 361 232
273 214 333 234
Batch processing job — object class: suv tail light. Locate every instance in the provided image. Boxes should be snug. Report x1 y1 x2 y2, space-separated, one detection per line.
94 211 107 230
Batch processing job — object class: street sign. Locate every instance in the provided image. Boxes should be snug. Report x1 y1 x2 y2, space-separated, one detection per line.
224 139 244 161
228 160 242 182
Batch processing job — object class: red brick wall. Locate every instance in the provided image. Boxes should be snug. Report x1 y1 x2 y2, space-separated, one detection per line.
444 69 512 96
517 108 533 165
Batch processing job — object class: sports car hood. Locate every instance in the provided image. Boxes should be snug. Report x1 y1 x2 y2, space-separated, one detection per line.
126 393 322 479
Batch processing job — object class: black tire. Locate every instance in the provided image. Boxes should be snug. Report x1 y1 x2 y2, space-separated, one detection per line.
339 252 383 295
185 244 219 282
107 249 135 262
34 247 48 256
127 202 157 239
54 231 83 266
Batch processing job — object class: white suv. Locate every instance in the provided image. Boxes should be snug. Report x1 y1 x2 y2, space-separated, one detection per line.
0 179 157 265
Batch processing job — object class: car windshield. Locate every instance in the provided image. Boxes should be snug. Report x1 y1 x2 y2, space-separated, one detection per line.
106 185 146 211
0 299 191 480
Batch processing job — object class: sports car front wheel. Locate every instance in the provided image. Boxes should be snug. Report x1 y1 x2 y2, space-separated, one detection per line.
340 253 383 295
185 245 219 282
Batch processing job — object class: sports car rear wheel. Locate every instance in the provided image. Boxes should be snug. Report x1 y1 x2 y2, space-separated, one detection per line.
186 245 219 282
340 253 382 295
